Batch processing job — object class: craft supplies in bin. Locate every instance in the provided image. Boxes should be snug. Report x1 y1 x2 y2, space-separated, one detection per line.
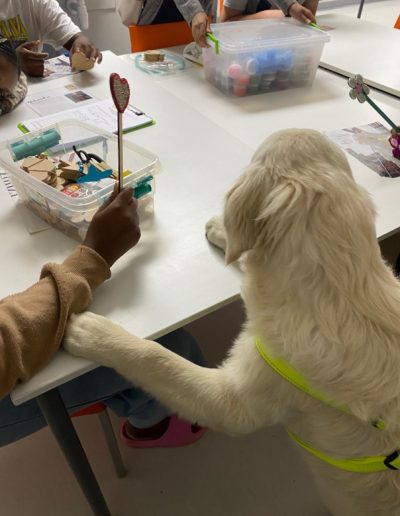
0 120 160 240
203 19 330 97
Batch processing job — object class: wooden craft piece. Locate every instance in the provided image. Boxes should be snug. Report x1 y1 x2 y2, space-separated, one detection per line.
22 156 42 171
63 165 79 173
144 50 165 62
55 177 67 191
43 172 58 187
29 170 50 181
29 158 55 173
71 52 94 71
59 167 80 181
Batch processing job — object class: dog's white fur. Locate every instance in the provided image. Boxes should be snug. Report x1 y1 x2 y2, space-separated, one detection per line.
65 129 400 515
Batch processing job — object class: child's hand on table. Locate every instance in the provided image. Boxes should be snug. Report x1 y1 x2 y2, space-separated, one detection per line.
16 40 49 77
289 0 317 24
83 188 141 267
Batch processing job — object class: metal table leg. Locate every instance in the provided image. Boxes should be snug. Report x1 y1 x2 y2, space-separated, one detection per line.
357 0 365 19
98 409 127 478
37 388 112 516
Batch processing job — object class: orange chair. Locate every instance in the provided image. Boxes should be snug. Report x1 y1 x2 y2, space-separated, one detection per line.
72 402 126 478
129 21 194 52
218 0 224 19
395 15 400 29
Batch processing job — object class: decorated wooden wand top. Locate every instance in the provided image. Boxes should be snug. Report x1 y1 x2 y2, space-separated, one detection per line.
110 73 131 192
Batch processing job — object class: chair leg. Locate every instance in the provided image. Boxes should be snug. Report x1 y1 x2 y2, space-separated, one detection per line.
98 410 127 478
357 0 365 19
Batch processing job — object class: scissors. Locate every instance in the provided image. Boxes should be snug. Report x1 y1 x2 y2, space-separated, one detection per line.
73 145 103 165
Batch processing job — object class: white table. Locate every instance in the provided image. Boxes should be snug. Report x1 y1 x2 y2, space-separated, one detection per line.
5 52 251 405
136 50 400 240
1 51 250 515
318 13 400 97
2 50 400 514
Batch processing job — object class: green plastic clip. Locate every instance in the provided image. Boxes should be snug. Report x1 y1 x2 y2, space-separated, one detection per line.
309 22 324 32
206 33 220 55
133 175 153 199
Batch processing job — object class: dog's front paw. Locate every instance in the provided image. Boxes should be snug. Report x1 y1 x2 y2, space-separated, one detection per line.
64 312 115 364
205 216 227 252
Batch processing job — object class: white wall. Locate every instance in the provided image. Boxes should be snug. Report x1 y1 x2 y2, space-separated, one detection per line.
85 0 131 56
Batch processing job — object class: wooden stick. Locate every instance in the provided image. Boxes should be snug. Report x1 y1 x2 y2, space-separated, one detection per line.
117 111 123 192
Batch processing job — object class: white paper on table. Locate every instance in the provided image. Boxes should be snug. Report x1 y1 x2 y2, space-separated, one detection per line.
20 99 154 134
30 55 81 82
25 84 97 117
325 122 400 178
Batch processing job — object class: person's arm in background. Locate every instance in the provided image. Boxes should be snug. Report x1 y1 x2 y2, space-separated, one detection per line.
221 0 317 23
0 39 28 116
0 188 140 400
173 0 214 47
274 0 318 23
16 0 101 78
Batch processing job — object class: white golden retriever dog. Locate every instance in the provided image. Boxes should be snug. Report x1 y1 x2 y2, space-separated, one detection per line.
65 129 400 516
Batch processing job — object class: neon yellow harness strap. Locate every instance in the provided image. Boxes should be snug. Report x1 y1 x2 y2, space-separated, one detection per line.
255 338 349 414
287 431 400 473
255 338 396 473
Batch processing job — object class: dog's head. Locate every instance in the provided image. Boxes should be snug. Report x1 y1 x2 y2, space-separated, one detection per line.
223 129 376 265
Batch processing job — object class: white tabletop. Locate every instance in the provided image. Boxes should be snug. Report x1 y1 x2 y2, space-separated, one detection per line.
139 51 400 240
8 52 250 404
7 49 400 404
318 13 400 97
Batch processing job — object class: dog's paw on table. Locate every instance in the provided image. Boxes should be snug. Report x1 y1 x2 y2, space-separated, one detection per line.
205 216 227 252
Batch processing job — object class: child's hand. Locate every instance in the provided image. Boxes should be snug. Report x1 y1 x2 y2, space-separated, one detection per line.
16 41 49 77
83 188 141 267
0 54 18 90
289 2 316 24
69 34 102 65
191 12 211 48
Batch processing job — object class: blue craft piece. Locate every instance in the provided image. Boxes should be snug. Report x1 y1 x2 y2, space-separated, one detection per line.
77 164 113 183
253 50 278 75
275 49 294 71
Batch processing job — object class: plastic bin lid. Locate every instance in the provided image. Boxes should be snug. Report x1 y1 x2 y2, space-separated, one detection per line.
209 18 330 53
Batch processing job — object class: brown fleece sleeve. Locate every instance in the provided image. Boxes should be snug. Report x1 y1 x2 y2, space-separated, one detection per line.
0 245 110 399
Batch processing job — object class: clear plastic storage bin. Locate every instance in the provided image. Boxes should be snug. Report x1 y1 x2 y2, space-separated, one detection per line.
0 120 160 240
203 19 330 97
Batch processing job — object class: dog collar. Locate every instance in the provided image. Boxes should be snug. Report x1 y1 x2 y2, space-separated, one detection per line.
255 338 400 473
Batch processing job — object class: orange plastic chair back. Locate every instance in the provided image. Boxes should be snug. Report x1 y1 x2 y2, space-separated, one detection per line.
395 15 400 29
219 0 224 18
129 21 193 52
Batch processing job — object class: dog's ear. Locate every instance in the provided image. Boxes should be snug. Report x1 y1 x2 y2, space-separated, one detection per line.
223 130 329 264
223 170 263 264
223 152 303 263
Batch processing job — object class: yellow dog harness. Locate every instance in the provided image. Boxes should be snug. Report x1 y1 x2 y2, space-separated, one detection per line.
255 338 400 473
